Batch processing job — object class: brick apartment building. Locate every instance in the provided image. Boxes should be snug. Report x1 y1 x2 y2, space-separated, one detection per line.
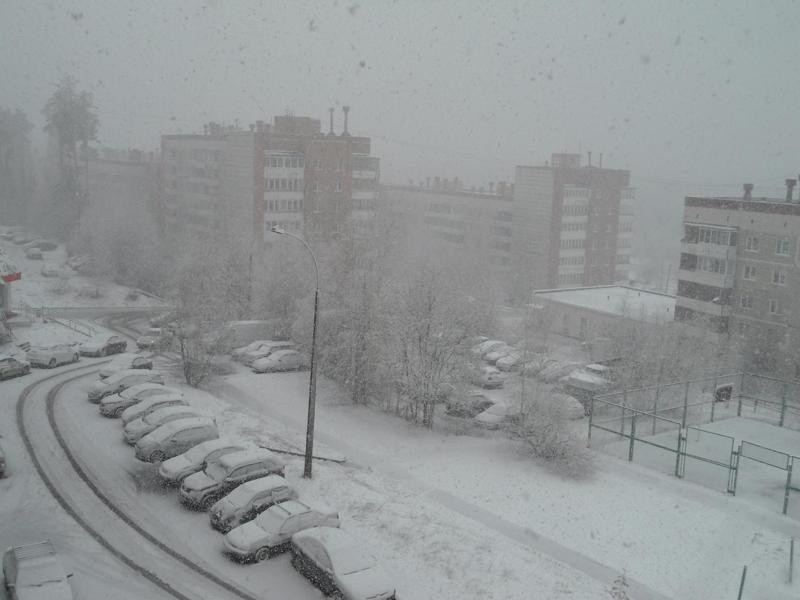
158 109 379 246
675 181 800 378
383 152 635 303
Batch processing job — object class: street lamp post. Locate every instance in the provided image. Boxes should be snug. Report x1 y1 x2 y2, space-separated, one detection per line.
270 226 319 478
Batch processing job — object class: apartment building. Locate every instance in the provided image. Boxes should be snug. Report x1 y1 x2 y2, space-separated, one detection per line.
87 147 158 217
675 181 800 378
158 109 380 246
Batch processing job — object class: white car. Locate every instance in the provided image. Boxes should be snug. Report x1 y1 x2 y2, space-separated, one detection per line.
231 340 272 361
120 393 187 425
473 400 509 429
158 439 248 485
26 344 80 368
2 540 74 600
472 365 504 389
123 406 205 445
222 500 340 562
98 353 153 379
99 383 180 418
291 527 396 600
210 475 298 533
79 334 127 357
483 345 514 365
251 349 306 373
87 369 164 403
496 350 523 371
241 341 295 366
471 339 506 358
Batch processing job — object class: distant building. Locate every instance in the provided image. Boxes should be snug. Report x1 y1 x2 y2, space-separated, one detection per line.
675 181 800 378
87 147 158 216
158 109 380 246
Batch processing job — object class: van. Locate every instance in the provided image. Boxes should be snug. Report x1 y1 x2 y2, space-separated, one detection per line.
134 417 218 463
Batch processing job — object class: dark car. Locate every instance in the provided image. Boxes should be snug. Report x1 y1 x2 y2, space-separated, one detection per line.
445 393 494 418
79 335 128 357
0 356 31 380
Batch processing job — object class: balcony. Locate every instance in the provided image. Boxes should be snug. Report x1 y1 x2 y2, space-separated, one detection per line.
675 295 732 318
352 170 379 180
681 240 737 261
677 267 735 289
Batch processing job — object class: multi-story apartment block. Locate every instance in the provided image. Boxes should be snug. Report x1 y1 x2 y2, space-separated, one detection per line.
675 181 800 378
158 109 379 246
384 152 635 303
87 147 158 217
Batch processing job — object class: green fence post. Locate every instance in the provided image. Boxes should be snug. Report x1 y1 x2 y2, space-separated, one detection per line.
780 382 788 428
652 387 659 435
682 381 690 428
737 565 747 600
790 537 794 584
675 428 683 478
784 459 793 516
587 401 594 446
710 375 718 423
620 403 626 438
628 414 637 462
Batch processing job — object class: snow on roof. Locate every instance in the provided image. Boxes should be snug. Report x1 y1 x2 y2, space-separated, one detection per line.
219 447 278 468
534 285 675 322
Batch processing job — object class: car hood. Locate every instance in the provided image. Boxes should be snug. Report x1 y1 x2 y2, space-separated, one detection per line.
100 394 127 408
225 521 267 549
213 498 238 517
15 580 73 600
124 418 147 434
88 381 109 394
161 454 195 476
474 409 505 425
340 565 394 600
26 349 51 359
183 471 218 492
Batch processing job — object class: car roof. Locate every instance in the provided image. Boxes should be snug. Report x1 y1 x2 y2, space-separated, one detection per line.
134 393 184 409
238 474 288 495
268 499 311 517
192 438 244 454
121 383 172 396
147 416 214 437
106 368 152 381
146 406 200 421
293 526 354 551
11 541 57 562
218 448 280 469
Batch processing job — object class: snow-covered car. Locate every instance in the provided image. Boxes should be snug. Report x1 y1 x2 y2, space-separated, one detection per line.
483 345 514 365
291 527 396 600
98 353 153 379
23 247 42 260
2 540 74 600
445 393 495 418
472 365 504 389
149 311 177 329
473 400 510 429
180 449 286 509
87 369 164 402
210 475 298 533
240 341 295 366
158 439 247 485
26 344 80 368
538 360 583 383
11 233 34 245
79 334 127 357
548 392 587 420
40 264 63 278
0 442 5 477
470 339 507 358
223 500 340 562
0 356 31 380
135 327 171 350
119 393 187 425
251 349 306 373
134 416 219 462
99 383 180 418
496 350 523 371
123 406 205 445
22 239 57 251
231 340 272 361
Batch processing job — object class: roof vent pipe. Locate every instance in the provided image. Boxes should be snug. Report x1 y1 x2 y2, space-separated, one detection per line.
599 153 603 168
786 179 797 203
587 151 592 167
328 107 334 135
342 106 350 136
743 183 753 200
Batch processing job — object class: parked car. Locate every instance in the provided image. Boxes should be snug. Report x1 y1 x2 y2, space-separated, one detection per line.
80 334 127 357
241 341 295 366
180 449 286 509
158 439 247 485
87 369 164 403
445 393 495 418
496 350 523 371
291 527 396 600
22 239 57 251
473 400 510 429
40 264 63 278
23 247 42 260
471 339 506 359
134 417 218 462
149 311 177 329
0 442 5 477
136 327 172 350
98 353 153 379
26 344 80 368
483 345 514 365
99 384 180 418
472 365 504 389
124 406 205 445
251 349 306 373
0 356 31 380
119 393 186 424
210 475 298 533
231 340 272 361
2 540 74 600
11 233 34 245
223 500 340 562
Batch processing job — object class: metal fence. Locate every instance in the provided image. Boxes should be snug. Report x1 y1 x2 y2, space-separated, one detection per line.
588 372 800 515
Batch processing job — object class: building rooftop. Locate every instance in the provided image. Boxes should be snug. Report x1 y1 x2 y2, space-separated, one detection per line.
534 285 675 322
687 196 800 216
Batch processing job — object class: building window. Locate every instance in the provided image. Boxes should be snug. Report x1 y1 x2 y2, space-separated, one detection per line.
699 227 733 246
769 299 782 315
698 256 728 274
743 265 756 280
335 180 342 192
776 238 790 256
745 236 758 252
772 269 786 285
739 294 753 309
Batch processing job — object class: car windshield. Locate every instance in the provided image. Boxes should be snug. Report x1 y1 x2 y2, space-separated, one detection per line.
331 545 377 576
205 461 228 481
185 443 214 463
255 508 285 532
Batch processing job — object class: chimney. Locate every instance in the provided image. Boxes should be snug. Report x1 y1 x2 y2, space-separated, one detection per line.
785 179 796 203
587 151 592 167
256 120 265 133
434 176 441 189
743 183 753 200
328 107 334 135
599 153 603 168
342 106 350 136
489 182 494 193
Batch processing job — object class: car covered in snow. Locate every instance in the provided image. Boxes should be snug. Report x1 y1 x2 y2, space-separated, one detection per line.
39 264 64 278
231 340 273 361
158 439 247 485
26 344 80 368
472 365 504 389
470 339 507 359
98 353 153 379
134 417 219 462
291 527 396 600
495 350 524 371
123 406 205 445
135 327 171 350
240 341 295 366
119 393 187 424
87 369 164 402
79 334 127 357
210 475 298 533
473 399 511 429
23 247 42 260
2 540 74 600
445 393 495 419
0 356 31 380
222 500 340 562
251 349 306 373
483 345 515 365
99 383 180 418
22 239 57 251
180 449 285 509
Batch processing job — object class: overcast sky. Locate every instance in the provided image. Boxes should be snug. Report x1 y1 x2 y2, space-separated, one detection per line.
1 0 798 199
